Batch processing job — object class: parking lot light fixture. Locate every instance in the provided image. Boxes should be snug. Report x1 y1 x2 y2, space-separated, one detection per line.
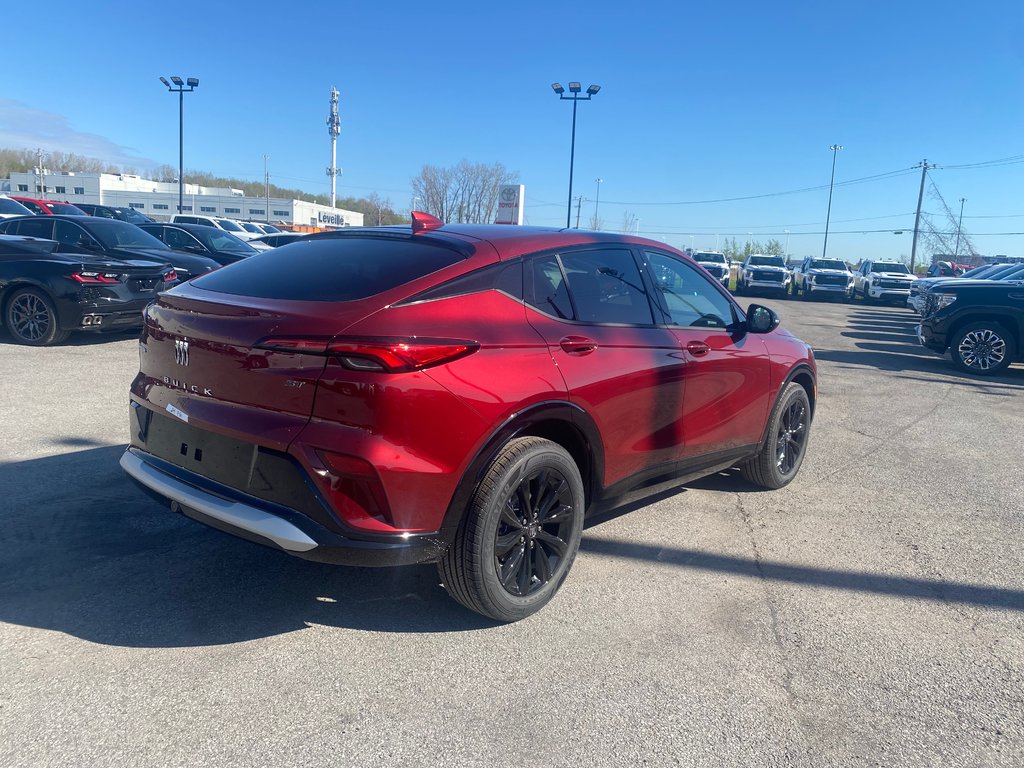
551 80 602 228
160 75 200 217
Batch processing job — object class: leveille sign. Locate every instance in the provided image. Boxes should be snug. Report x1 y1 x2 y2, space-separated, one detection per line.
494 185 524 225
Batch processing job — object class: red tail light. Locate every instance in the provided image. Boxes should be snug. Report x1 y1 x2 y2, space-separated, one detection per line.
163 269 178 282
70 271 121 284
256 336 478 372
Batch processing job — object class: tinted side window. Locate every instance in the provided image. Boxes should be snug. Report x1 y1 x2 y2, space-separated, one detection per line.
12 218 54 239
644 251 736 328
192 236 466 301
19 200 46 215
526 254 574 319
165 228 202 250
54 220 86 246
407 259 523 303
560 249 654 325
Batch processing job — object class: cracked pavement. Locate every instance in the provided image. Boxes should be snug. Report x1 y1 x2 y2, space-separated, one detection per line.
1 299 1022 767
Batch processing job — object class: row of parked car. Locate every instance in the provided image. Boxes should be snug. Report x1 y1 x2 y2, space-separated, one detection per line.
691 250 919 304
0 195 311 346
913 261 1024 375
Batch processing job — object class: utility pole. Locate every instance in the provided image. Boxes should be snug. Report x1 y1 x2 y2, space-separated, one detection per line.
593 177 603 230
954 197 966 259
263 155 270 223
574 195 585 228
910 160 933 273
35 148 46 197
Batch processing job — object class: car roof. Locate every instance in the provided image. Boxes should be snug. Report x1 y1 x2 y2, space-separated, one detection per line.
307 223 691 262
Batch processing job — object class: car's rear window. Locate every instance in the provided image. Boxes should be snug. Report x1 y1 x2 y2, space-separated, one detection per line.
191 236 466 301
49 204 85 215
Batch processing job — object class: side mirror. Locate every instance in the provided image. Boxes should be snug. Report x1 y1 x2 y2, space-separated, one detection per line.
746 303 780 334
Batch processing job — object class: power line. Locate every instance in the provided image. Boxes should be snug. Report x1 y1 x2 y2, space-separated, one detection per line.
598 167 918 207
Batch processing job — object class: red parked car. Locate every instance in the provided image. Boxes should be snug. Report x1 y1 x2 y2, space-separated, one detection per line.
10 196 86 216
121 214 817 621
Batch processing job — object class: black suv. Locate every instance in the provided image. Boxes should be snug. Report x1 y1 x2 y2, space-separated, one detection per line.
917 277 1024 375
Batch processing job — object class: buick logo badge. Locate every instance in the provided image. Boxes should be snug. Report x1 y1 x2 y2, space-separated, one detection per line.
175 339 190 366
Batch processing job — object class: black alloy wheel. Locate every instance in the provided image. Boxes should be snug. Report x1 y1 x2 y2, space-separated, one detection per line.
439 437 584 622
492 466 576 597
950 322 1014 376
741 382 811 489
5 288 69 346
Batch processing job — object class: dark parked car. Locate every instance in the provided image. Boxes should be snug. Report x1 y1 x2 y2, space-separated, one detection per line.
918 274 1024 374
251 232 306 248
120 216 817 621
0 234 175 345
76 203 153 225
140 222 260 265
10 197 86 216
0 216 220 281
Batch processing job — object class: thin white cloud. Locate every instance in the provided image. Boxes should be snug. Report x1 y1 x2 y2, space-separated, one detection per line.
0 98 159 168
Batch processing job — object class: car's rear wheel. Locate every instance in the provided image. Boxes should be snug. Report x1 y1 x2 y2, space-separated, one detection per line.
438 437 584 622
4 288 69 346
740 382 811 489
950 321 1014 376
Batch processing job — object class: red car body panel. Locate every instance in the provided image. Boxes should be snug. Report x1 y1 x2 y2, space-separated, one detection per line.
123 224 816 566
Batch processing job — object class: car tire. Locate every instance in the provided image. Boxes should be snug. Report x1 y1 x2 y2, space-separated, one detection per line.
438 437 585 622
740 382 811 490
4 287 70 346
949 321 1015 376
801 284 812 301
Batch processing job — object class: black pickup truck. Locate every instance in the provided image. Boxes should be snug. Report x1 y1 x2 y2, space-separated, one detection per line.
917 278 1024 375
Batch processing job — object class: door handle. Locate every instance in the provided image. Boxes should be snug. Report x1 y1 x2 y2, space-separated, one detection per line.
686 341 710 356
559 336 598 355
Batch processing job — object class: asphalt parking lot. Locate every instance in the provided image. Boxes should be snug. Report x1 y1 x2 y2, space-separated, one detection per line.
1 297 1022 767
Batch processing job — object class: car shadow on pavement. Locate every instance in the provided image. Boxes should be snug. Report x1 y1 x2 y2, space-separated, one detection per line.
577 537 1024 612
0 327 140 348
816 306 1024 385
5 444 1022 648
0 445 498 647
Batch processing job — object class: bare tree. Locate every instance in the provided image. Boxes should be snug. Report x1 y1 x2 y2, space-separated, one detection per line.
411 160 518 223
587 213 603 231
620 211 638 234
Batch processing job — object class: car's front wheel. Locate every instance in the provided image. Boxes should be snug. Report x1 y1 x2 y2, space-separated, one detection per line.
740 382 811 489
4 288 69 346
438 437 585 622
950 321 1015 376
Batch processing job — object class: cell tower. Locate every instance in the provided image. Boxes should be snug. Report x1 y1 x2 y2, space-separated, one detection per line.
326 86 342 208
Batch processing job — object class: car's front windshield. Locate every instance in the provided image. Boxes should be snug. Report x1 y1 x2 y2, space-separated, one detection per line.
871 263 910 274
694 252 726 264
84 219 168 250
217 219 245 232
810 259 847 271
749 256 786 267
199 229 258 254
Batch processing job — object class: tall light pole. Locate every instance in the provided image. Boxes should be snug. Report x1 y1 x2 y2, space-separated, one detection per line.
551 82 601 229
263 155 270 223
593 177 603 229
784 229 790 259
159 76 200 215
822 144 843 259
954 197 966 258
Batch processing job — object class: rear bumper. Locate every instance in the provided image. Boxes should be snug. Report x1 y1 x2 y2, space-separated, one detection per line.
120 447 449 566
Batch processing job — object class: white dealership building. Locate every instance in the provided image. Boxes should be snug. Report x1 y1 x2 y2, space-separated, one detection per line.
1 170 363 228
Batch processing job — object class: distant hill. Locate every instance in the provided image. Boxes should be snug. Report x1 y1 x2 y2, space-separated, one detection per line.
0 147 406 224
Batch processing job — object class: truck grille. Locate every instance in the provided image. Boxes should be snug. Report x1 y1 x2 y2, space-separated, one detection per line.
815 275 847 287
753 271 784 282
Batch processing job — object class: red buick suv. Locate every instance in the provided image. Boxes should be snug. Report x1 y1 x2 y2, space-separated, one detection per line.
121 214 816 621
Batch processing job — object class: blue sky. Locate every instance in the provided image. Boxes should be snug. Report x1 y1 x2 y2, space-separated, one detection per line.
2 0 1022 261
